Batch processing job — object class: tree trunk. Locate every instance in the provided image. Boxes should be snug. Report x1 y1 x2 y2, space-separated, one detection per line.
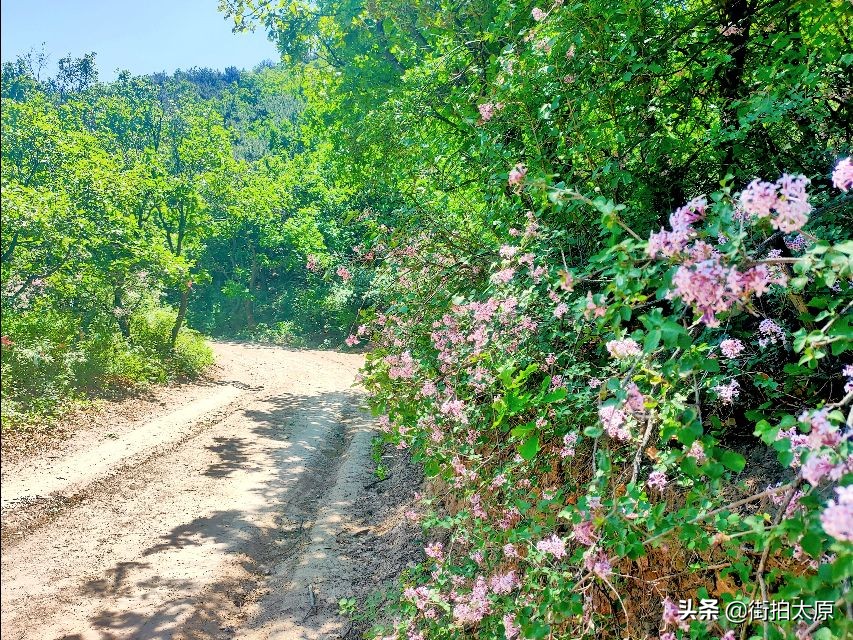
113 287 130 339
170 288 189 351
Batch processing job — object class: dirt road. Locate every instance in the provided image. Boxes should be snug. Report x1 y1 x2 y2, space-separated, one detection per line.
1 342 421 640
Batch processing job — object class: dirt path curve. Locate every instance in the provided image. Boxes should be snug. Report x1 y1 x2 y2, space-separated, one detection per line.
1 342 421 640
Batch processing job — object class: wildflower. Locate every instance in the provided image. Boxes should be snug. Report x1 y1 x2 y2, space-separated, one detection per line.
421 380 437 397
647 471 668 491
802 454 834 486
588 377 603 389
606 338 642 359
489 570 518 594
470 493 487 518
425 542 444 561
714 379 740 405
499 244 518 259
503 614 521 639
662 596 689 630
508 163 527 186
740 179 778 218
478 102 503 123
625 383 645 413
531 7 546 21
784 233 809 252
560 432 578 458
832 157 853 192
758 318 785 348
583 548 613 577
572 519 598 546
599 405 630 440
687 441 707 465
553 302 569 318
345 335 359 347
719 338 744 359
336 265 352 281
491 268 515 284
820 486 853 542
503 543 519 558
536 534 567 558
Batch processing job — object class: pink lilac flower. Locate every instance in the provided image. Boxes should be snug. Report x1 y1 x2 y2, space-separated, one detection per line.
452 576 490 624
773 174 811 232
489 571 518 595
758 318 785 348
583 548 613 577
647 471 668 491
470 493 487 518
508 163 527 186
784 233 810 252
832 157 853 192
740 179 778 218
478 102 503 123
662 596 689 630
306 254 320 272
421 381 437 397
820 485 853 542
670 255 769 327
687 441 707 465
588 377 603 389
491 473 508 489
599 405 630 440
504 614 521 639
498 506 521 530
800 409 840 448
720 631 737 640
532 7 546 20
440 398 468 423
844 364 853 393
536 534 567 558
336 265 352 281
553 302 569 318
714 379 740 405
740 174 811 232
625 383 645 413
503 543 519 558
606 338 642 359
802 454 834 486
572 519 598 546
491 268 515 284
345 335 359 347
560 432 578 458
387 351 416 379
425 542 444 561
719 338 744 359
499 244 518 259
660 634 676 640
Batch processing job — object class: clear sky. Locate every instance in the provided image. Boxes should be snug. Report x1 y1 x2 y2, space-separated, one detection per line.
1 0 280 81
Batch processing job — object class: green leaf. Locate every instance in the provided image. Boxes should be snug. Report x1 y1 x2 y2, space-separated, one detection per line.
518 435 540 461
718 449 746 473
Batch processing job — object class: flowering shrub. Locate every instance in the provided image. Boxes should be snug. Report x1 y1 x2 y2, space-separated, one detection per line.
358 162 851 639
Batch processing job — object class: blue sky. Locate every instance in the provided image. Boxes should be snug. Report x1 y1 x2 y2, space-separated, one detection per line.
1 0 280 80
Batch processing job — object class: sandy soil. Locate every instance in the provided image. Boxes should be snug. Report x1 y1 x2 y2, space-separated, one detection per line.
0 341 421 640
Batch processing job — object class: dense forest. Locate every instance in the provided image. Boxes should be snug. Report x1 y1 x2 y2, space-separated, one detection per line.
2 0 853 639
